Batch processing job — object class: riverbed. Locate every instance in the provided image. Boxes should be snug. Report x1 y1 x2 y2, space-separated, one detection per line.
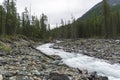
37 43 120 80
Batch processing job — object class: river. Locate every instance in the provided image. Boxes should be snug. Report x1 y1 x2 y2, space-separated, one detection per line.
37 43 120 80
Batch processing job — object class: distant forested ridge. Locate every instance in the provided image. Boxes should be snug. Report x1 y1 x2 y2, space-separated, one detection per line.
1 0 120 40
50 0 120 39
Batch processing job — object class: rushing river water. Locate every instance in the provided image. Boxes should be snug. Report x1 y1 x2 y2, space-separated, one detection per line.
37 43 120 80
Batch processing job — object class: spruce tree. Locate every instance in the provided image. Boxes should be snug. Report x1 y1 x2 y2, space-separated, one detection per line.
102 0 111 38
40 13 48 39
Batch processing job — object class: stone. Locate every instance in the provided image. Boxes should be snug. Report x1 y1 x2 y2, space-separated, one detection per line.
48 72 69 80
17 76 30 80
31 70 40 76
51 60 61 65
90 71 97 78
0 52 6 56
99 76 108 80
4 72 17 77
82 70 88 75
0 60 8 65
0 74 3 80
81 76 89 80
50 55 62 60
33 76 42 80
9 76 17 80
18 71 28 76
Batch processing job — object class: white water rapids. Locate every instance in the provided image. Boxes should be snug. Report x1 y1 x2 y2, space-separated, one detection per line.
37 43 120 80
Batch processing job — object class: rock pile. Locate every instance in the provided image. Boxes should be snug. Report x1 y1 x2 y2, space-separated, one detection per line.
53 39 120 64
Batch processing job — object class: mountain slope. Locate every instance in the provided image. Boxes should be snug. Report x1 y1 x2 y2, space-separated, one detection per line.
78 0 120 21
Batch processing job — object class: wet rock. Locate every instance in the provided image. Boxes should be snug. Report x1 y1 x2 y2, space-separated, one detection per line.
99 76 108 80
50 55 62 60
87 72 108 80
51 60 61 65
81 76 89 80
77 68 82 74
52 46 61 49
48 72 69 80
90 71 97 78
82 69 88 75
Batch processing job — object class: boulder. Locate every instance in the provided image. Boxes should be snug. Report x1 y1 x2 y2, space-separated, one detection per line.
0 74 3 80
99 76 108 80
48 72 69 80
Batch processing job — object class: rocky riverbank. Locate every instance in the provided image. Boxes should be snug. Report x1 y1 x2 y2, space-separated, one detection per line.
0 38 108 80
52 39 120 64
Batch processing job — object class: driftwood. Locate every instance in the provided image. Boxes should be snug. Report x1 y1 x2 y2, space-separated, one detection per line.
29 45 56 60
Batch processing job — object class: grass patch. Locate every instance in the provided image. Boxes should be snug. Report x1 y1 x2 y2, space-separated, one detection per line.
0 41 12 52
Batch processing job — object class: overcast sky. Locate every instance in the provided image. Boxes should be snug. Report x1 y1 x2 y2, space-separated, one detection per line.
0 0 102 28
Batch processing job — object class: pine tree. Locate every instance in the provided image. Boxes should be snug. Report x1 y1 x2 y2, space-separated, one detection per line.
10 0 17 35
102 0 111 38
0 5 3 35
40 13 48 39
70 16 76 39
0 5 6 36
3 0 17 35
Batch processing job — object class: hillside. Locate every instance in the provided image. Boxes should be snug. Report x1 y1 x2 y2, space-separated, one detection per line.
78 0 120 21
